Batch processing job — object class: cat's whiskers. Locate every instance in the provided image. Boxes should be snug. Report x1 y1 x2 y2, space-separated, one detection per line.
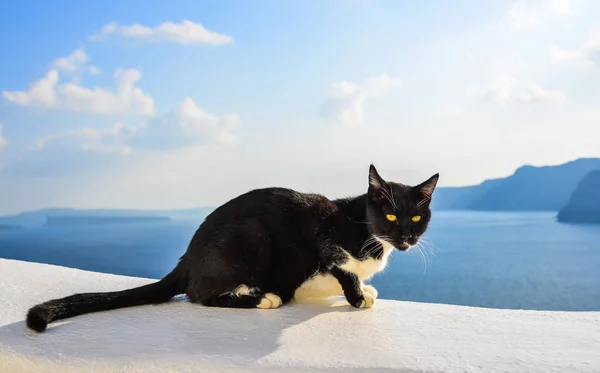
420 242 434 273
360 240 379 254
361 235 380 247
422 243 433 269
415 242 428 273
422 241 438 259
360 234 393 258
362 245 382 259
374 234 393 245
420 237 442 253
413 237 439 274
362 234 391 246
360 237 381 256
362 238 378 247
364 246 382 258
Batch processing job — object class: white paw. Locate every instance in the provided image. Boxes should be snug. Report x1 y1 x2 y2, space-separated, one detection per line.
362 284 379 298
257 293 282 309
359 292 376 309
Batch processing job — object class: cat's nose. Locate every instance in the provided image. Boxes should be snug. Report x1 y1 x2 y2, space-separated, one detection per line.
401 235 415 242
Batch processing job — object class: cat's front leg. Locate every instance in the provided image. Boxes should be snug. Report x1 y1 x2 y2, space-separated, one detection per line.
330 267 376 309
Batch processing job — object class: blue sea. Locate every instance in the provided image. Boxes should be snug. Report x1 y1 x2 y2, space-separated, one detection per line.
1 211 599 311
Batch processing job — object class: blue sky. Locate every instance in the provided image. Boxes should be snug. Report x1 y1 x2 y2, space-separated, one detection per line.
0 0 599 214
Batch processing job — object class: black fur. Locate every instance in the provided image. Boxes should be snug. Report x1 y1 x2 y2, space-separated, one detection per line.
26 165 439 332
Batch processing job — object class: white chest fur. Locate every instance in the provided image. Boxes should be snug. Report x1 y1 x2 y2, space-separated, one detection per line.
293 237 394 301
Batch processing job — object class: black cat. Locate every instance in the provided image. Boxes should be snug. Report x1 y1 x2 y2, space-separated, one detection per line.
26 165 439 332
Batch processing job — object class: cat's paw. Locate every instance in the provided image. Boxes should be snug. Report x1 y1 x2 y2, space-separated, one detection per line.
362 284 379 298
359 292 376 309
257 293 282 309
347 292 376 309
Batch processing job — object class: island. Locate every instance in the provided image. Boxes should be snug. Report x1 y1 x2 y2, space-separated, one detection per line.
43 215 171 227
557 170 600 224
0 207 213 228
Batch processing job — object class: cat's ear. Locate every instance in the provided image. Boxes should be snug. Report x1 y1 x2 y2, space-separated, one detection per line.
368 164 387 201
415 173 439 199
368 164 386 190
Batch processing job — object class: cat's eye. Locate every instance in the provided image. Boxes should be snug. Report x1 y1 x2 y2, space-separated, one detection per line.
411 215 421 223
386 214 397 222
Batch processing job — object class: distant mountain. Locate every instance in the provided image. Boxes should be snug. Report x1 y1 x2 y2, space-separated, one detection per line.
557 170 600 224
43 215 171 227
3 158 600 222
431 178 504 210
0 207 215 228
432 158 600 211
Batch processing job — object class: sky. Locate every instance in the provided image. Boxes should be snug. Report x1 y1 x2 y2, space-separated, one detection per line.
0 0 599 214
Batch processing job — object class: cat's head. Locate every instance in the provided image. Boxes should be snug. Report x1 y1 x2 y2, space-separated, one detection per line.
365 164 439 251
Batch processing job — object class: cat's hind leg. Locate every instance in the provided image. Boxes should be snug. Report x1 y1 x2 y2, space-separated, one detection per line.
203 290 283 310
219 284 282 309
184 220 281 309
189 280 282 309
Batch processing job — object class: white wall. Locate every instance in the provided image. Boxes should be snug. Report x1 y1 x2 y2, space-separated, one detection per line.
1 259 599 373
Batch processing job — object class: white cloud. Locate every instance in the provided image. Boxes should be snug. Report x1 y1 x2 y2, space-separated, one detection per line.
504 0 571 30
2 65 155 116
551 29 600 67
52 49 88 72
88 66 101 75
468 75 568 105
3 70 59 108
34 123 132 155
0 124 7 151
92 20 234 46
129 97 241 150
319 74 402 126
51 49 101 84
6 123 133 177
7 97 241 177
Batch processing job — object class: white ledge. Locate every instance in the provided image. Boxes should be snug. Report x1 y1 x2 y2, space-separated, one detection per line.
1 259 599 373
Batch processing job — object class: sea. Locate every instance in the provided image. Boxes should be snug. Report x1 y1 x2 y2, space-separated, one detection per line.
1 210 599 311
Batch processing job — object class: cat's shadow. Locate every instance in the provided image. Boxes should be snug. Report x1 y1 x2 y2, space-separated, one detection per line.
0 296 364 365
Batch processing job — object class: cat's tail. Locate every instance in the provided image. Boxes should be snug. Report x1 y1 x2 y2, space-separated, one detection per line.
25 265 187 333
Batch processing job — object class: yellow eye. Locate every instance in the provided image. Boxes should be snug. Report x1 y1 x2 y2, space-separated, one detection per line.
411 215 421 223
386 214 397 222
